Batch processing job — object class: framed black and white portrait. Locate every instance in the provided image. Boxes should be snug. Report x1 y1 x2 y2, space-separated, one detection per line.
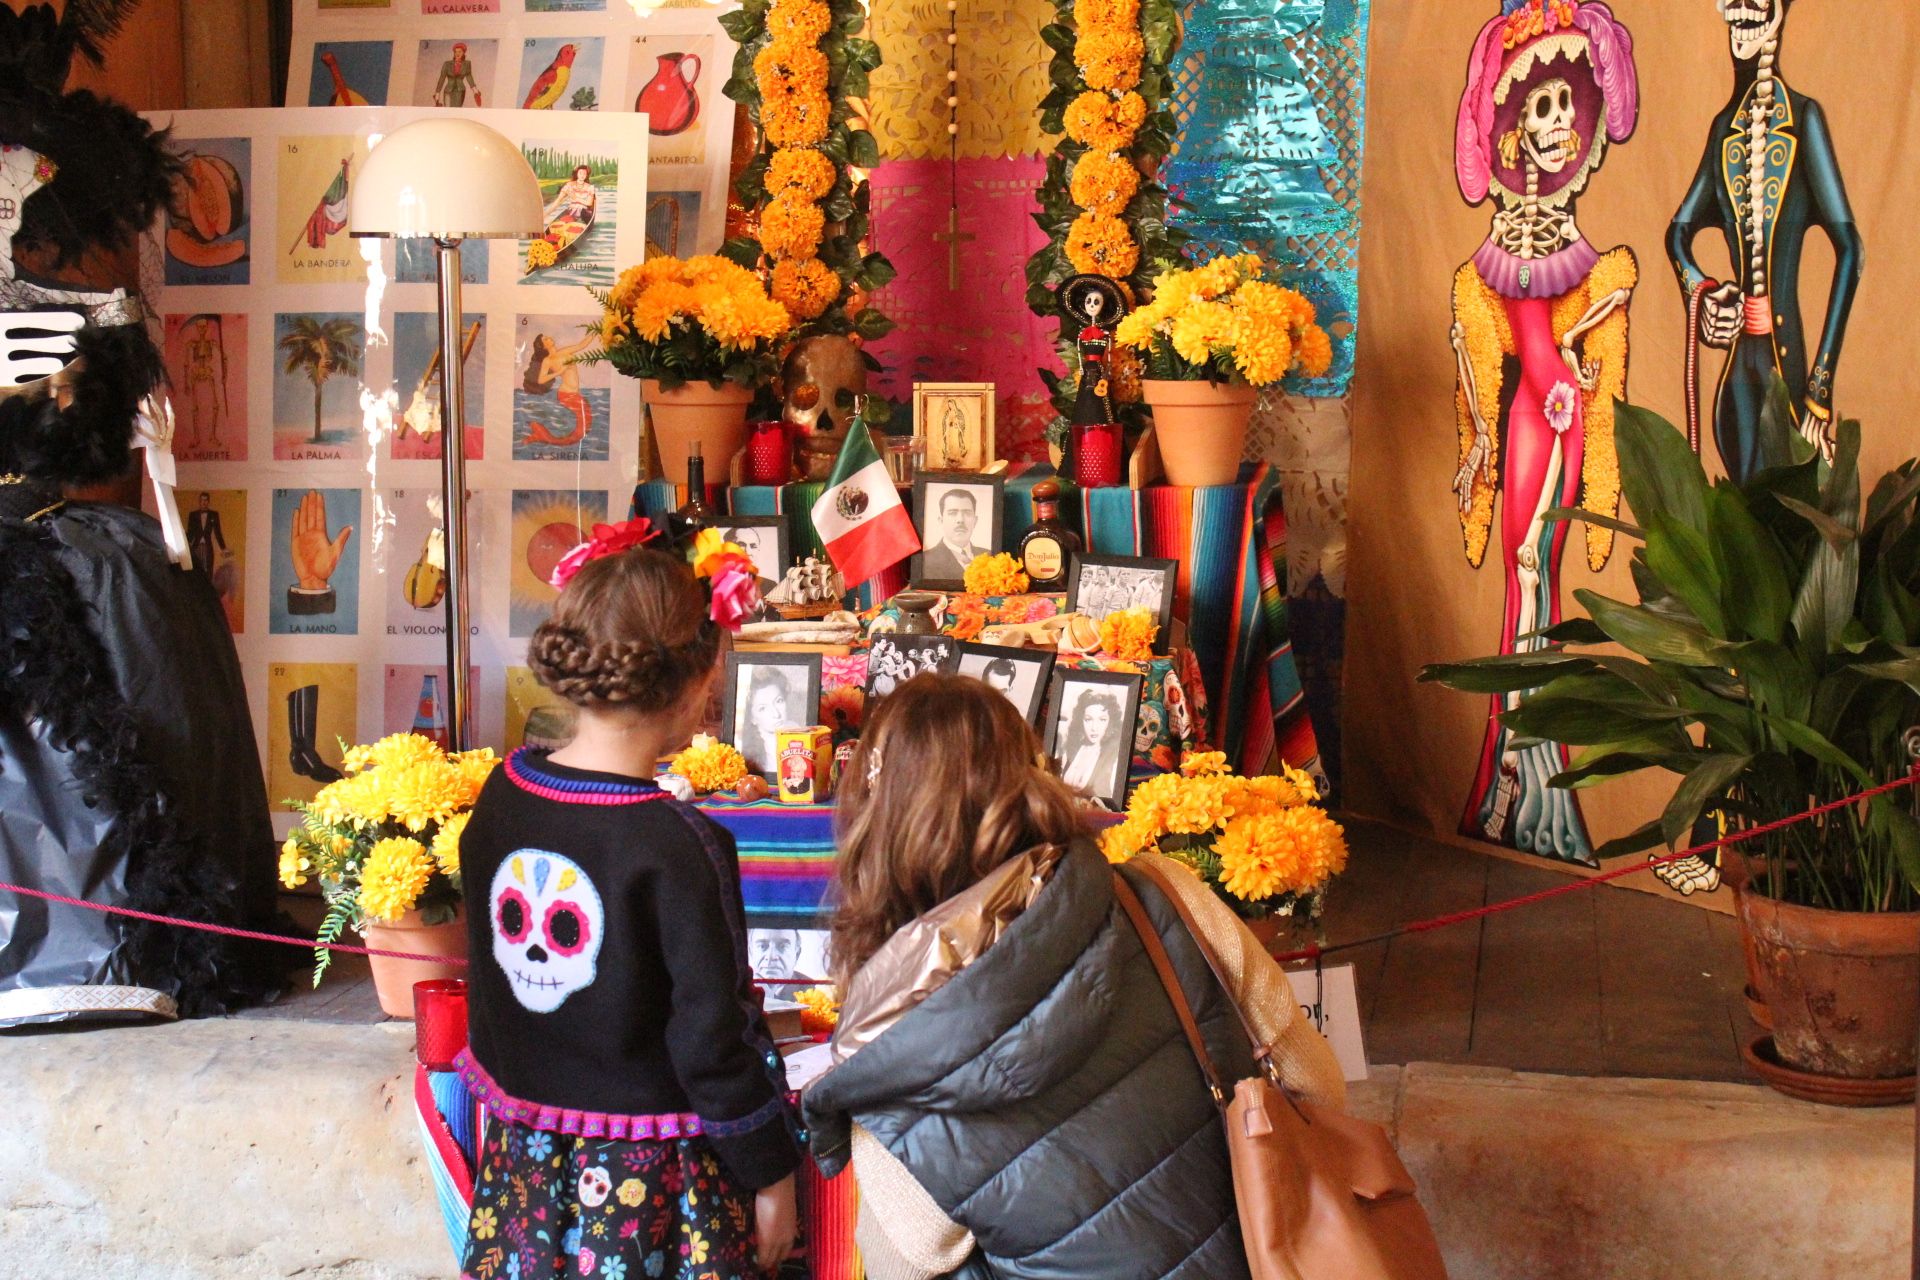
1066 554 1178 653
721 651 821 779
955 642 1054 726
911 472 1005 590
747 927 831 987
1043 667 1143 810
863 633 957 701
717 517 790 596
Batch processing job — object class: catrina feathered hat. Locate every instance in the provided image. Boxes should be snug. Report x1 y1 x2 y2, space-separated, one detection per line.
1454 0 1639 209
0 1 176 484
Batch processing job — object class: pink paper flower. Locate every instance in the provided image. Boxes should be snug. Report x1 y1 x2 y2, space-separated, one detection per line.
708 562 760 631
548 518 660 590
1544 381 1577 435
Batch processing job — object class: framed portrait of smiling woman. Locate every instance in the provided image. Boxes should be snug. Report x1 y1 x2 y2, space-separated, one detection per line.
1042 667 1142 810
721 651 822 779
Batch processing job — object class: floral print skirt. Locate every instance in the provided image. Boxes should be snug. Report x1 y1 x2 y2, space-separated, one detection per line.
460 1120 765 1280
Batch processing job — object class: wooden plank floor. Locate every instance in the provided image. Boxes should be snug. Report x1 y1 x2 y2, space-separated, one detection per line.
238 817 1758 1083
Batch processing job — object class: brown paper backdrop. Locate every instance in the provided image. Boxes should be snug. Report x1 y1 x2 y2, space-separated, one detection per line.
1347 2 1920 899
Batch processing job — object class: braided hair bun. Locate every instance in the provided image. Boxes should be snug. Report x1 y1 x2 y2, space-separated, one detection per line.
527 547 720 712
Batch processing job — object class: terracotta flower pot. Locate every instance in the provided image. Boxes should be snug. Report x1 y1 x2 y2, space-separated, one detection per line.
641 378 754 483
1242 912 1315 960
1140 378 1259 488
361 908 468 1020
1736 889 1920 1082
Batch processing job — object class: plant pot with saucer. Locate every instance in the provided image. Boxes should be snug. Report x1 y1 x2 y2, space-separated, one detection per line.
1424 386 1920 1106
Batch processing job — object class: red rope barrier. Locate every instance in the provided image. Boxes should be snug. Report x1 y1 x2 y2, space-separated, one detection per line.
1271 767 1920 965
2 770 1916 974
0 882 468 966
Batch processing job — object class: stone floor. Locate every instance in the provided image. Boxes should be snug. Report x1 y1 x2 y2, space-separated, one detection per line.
255 816 1757 1083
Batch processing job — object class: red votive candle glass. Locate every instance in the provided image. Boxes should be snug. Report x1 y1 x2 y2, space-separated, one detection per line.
1072 422 1123 489
413 978 469 1070
745 420 793 487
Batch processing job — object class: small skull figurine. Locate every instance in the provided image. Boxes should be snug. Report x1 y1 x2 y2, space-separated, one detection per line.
490 850 606 1014
781 335 866 480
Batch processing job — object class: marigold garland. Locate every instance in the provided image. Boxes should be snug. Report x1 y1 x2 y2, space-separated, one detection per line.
770 257 842 320
963 552 1031 596
1069 150 1141 218
1063 90 1147 152
1097 605 1158 660
1066 212 1140 279
768 0 833 45
766 147 836 201
1075 27 1145 93
759 190 826 262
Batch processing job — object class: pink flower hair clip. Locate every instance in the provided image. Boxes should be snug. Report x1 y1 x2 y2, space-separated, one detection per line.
547 517 661 590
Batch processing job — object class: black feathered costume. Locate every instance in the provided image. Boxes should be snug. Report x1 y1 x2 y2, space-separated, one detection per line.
0 0 285 1025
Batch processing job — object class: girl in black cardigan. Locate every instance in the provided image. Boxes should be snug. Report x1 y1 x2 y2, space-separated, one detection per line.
456 545 799 1280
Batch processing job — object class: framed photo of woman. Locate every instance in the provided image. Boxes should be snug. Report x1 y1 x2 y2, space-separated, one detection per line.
955 642 1054 726
721 651 822 779
1042 667 1143 810
1065 554 1178 654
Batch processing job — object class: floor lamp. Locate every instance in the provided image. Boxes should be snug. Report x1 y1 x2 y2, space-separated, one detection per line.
350 119 542 751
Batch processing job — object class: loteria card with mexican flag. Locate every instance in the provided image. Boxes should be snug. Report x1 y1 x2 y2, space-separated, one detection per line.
810 418 919 588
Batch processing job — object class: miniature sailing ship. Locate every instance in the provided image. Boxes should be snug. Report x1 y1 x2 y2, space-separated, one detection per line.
764 555 844 620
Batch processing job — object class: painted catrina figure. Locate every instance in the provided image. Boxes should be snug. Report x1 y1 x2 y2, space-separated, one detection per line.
1449 0 1638 864
0 2 285 1025
1667 0 1861 481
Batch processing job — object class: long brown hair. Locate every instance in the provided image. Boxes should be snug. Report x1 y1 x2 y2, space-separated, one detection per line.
830 673 1083 987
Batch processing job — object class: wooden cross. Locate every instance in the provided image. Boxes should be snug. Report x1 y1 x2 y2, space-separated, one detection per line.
933 205 974 291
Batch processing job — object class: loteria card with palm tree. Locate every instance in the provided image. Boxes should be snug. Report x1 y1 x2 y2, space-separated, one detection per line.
274 312 365 460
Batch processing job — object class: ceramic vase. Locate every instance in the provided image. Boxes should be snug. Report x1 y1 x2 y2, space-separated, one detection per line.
642 378 753 483
361 908 468 1020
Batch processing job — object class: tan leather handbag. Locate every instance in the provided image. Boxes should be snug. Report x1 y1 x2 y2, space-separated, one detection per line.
1114 866 1449 1280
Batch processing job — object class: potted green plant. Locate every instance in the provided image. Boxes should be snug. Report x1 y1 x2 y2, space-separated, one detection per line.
1423 385 1920 1102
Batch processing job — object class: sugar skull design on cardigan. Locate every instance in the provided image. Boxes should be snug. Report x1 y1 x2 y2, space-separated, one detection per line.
489 851 606 1013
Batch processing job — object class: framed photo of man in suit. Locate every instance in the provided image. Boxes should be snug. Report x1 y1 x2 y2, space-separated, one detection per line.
911 472 1005 590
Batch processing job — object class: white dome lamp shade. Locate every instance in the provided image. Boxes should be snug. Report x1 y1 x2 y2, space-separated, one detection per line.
350 119 541 752
350 117 544 241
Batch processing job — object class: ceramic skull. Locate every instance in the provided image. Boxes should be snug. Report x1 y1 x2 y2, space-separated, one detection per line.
489 850 605 1014
781 335 866 433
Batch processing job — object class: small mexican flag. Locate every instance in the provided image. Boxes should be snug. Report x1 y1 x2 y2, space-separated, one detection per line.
810 418 919 589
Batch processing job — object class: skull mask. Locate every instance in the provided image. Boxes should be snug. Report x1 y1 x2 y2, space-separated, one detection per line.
780 335 866 433
490 850 605 1014
1719 0 1787 62
1521 78 1579 174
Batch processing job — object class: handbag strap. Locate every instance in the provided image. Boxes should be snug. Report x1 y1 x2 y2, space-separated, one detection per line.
1124 856 1274 1070
1111 871 1228 1109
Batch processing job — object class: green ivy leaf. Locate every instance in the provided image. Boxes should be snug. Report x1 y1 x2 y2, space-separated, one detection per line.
719 237 763 270
848 128 880 170
853 308 895 341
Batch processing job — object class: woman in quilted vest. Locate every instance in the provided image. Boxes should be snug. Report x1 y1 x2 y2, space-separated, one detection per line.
804 675 1345 1279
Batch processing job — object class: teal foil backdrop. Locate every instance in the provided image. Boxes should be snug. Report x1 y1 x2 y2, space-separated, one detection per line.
1166 0 1372 396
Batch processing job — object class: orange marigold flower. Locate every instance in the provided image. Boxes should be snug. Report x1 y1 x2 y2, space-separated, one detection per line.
767 147 837 200
755 40 830 98
1074 0 1142 28
1097 605 1157 661
1065 212 1139 279
1296 324 1334 379
1064 91 1147 152
963 552 1030 597
767 0 832 45
759 191 826 261
1076 28 1145 93
770 257 842 320
1069 150 1141 218
763 91 832 147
